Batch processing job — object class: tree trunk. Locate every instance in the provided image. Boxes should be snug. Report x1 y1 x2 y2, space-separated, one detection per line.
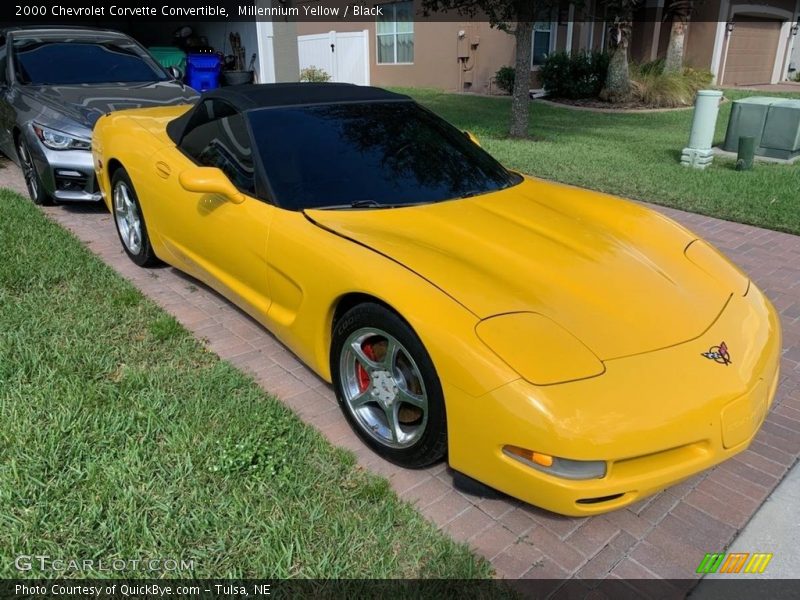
509 21 533 138
600 39 631 103
664 20 688 73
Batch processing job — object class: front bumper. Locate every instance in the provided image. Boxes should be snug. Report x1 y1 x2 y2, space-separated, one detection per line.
24 128 101 202
446 284 782 516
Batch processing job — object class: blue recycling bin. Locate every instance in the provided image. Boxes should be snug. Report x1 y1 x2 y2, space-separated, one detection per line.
186 53 222 92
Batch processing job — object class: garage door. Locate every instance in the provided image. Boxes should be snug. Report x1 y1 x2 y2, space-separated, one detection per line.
723 17 782 85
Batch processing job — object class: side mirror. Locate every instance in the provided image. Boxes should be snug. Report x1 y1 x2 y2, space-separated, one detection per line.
464 130 481 147
179 167 245 204
167 66 183 81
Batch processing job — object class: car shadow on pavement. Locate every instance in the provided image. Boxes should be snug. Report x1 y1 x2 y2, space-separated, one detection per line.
56 201 108 215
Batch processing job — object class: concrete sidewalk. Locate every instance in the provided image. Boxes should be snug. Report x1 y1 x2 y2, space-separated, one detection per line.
2 160 799 593
722 82 800 93
692 458 800 589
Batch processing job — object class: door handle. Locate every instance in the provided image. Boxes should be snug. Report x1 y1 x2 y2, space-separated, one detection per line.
155 161 171 178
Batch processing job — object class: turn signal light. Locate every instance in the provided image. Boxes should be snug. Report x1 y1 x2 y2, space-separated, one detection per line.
503 445 607 480
504 445 553 467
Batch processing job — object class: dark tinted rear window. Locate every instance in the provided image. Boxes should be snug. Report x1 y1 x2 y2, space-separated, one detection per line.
13 39 167 85
246 101 520 210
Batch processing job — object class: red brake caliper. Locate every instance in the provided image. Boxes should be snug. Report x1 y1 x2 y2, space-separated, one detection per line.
356 342 375 393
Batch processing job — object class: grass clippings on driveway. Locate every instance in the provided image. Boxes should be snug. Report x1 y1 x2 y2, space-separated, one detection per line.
0 190 491 579
403 88 800 236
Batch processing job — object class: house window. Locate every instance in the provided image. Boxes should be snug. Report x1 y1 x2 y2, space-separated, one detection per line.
532 22 552 66
377 1 414 64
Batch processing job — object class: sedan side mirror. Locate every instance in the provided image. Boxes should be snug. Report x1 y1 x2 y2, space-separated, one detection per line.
167 66 183 81
179 167 245 204
464 130 481 147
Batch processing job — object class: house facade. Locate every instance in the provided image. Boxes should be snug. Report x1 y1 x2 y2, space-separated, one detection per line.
296 0 800 91
632 0 800 86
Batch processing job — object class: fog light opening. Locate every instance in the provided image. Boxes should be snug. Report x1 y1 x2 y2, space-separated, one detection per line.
576 493 625 505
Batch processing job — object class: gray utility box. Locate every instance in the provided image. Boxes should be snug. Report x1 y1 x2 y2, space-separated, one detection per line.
722 96 800 160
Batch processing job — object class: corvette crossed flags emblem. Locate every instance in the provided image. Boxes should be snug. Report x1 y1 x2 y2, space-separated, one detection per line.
702 341 732 366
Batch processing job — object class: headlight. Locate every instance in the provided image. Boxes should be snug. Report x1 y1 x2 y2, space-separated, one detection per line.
685 239 749 296
475 312 604 385
32 123 91 151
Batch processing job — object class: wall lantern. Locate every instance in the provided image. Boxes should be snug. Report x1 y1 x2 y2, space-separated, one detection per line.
726 22 735 34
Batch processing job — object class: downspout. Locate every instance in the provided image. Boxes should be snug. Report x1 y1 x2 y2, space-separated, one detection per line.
650 0 665 61
566 4 575 55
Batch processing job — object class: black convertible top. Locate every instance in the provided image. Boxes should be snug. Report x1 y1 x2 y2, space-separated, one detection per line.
167 83 412 143
202 82 410 110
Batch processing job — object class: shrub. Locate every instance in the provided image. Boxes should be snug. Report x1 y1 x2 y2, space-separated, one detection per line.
683 67 714 90
638 58 665 75
540 52 610 99
299 66 331 83
495 66 515 94
629 64 714 107
629 71 691 107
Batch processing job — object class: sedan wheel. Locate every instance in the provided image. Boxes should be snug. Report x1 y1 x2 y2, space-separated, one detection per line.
332 303 447 467
111 168 160 267
17 137 53 205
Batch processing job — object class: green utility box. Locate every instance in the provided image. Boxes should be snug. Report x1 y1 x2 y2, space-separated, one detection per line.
148 46 187 72
723 96 800 160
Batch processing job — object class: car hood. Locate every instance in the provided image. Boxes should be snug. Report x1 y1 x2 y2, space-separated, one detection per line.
306 177 731 360
23 81 198 129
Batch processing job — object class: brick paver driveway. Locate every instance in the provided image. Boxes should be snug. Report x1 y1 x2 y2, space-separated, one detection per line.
3 163 799 592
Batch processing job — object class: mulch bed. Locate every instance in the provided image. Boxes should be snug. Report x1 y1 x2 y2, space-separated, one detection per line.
546 96 691 110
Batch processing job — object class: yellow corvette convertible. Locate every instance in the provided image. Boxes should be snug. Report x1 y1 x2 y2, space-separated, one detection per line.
92 84 781 516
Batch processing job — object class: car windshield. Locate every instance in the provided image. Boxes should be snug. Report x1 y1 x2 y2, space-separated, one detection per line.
246 101 522 210
13 38 168 85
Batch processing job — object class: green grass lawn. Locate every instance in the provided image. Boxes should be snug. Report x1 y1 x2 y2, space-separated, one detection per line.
401 88 800 236
0 190 491 579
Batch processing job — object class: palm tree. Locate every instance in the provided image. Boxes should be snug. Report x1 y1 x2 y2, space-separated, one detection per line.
599 2 640 103
664 0 694 73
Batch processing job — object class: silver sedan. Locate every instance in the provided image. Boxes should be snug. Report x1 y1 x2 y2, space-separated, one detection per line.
0 26 198 204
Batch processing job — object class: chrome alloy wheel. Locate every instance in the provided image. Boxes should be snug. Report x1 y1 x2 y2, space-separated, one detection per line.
114 180 142 255
339 327 429 449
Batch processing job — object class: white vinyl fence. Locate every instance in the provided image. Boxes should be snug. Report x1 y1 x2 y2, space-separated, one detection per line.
298 30 370 86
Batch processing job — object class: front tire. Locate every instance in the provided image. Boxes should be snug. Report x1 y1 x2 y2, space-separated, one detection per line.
331 303 447 468
111 168 160 267
17 136 53 206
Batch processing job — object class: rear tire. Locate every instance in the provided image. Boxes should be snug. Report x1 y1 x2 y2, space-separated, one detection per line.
17 136 53 206
111 168 160 267
331 302 447 468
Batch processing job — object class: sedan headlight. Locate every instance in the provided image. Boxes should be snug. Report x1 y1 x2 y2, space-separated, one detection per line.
32 123 91 151
475 312 604 385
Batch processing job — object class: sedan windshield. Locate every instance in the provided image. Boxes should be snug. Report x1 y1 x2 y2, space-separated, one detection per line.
13 39 168 85
247 101 521 210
